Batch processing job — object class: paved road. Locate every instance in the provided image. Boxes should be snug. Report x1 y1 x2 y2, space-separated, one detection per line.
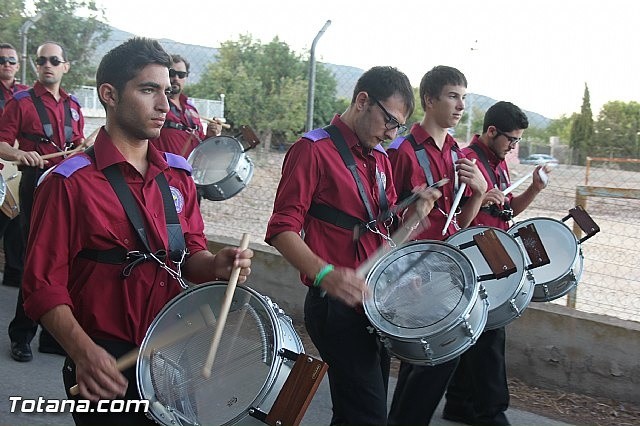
0 283 572 425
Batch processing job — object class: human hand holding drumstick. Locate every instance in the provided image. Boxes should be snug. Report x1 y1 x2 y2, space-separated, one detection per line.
203 117 231 138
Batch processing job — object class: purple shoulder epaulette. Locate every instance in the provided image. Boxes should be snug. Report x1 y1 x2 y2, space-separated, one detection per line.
52 155 92 178
12 91 30 101
164 152 192 175
303 128 330 142
387 136 407 151
373 144 388 157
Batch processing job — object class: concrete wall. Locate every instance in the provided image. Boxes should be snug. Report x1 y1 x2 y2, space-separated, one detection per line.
206 235 640 404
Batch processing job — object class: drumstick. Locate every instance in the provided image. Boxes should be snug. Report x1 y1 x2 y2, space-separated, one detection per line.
69 304 216 396
442 159 476 236
11 135 92 165
202 233 251 379
203 117 232 129
502 163 553 196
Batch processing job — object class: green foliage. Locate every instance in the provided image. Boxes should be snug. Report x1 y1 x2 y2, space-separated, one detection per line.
593 100 640 159
17 0 110 89
0 0 25 47
569 83 594 165
187 34 338 146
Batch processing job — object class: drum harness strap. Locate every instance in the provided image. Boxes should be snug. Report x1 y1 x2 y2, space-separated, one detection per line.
0 83 22 110
22 88 74 153
163 102 200 134
307 125 395 246
469 143 513 220
78 147 189 288
405 133 461 229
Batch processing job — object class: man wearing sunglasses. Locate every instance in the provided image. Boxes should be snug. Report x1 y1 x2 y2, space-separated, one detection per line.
442 101 550 426
0 41 84 363
150 54 221 158
0 42 30 293
386 65 487 426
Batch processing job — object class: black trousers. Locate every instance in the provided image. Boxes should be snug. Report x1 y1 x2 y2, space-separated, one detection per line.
304 288 390 425
62 339 156 426
8 167 55 346
387 357 459 425
444 327 510 425
0 213 24 286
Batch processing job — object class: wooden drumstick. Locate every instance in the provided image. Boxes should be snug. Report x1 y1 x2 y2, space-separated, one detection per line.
10 128 97 166
69 304 216 396
442 159 476 236
203 117 232 129
202 233 250 379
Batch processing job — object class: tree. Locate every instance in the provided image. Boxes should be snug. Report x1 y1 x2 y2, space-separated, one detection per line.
15 0 110 89
187 35 338 149
569 83 594 165
0 0 25 48
593 101 640 159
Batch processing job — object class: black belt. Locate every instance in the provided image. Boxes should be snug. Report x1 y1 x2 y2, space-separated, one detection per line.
308 203 364 232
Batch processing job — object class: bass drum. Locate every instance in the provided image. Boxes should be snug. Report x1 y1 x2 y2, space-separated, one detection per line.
137 282 304 426
187 136 254 201
508 217 583 302
364 240 488 366
447 226 534 330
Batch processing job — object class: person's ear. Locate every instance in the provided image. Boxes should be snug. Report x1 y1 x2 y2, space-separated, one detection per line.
98 83 118 107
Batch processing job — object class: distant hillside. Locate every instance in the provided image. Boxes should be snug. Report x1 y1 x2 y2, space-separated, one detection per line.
94 26 552 128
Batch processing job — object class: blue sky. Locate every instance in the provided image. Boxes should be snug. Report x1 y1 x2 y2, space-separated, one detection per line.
97 0 639 119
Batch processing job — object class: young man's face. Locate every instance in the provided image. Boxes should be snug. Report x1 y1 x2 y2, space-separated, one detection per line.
169 60 188 98
428 84 466 130
35 43 69 87
487 126 525 160
0 48 20 83
113 63 171 141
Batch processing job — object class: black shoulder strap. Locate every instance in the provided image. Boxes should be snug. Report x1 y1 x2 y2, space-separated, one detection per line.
28 88 73 146
0 89 4 110
470 143 506 190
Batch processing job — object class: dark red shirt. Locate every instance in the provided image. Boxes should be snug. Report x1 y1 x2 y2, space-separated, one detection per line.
0 79 29 114
387 123 470 240
22 130 208 345
0 81 84 167
265 115 397 286
462 135 513 230
150 93 205 158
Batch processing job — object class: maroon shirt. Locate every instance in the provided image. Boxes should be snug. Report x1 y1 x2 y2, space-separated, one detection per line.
22 130 208 345
150 93 205 158
0 81 84 167
265 115 397 286
387 123 470 240
0 79 29 114
462 135 513 230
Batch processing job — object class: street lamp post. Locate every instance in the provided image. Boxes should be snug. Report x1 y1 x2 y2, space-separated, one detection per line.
19 13 42 84
306 20 331 132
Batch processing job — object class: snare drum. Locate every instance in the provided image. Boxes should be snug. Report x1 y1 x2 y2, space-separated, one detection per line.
137 282 304 426
447 226 534 330
0 161 21 218
364 240 489 366
508 218 583 302
187 136 254 201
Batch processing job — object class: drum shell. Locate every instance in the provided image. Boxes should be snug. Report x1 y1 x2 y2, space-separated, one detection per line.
447 226 535 330
137 282 304 426
508 218 583 302
364 240 489 366
187 136 254 201
0 161 21 218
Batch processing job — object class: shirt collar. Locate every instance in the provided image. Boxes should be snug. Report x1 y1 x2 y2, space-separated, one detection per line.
33 80 69 101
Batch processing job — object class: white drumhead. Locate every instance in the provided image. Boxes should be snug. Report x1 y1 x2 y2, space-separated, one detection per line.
447 227 526 313
187 136 244 185
364 241 478 340
508 218 579 286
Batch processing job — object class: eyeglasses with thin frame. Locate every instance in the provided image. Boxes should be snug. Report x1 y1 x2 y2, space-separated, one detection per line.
0 56 18 66
169 69 188 79
35 56 66 67
495 128 522 147
371 96 407 134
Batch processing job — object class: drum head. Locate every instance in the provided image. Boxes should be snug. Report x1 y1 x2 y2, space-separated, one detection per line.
188 136 244 186
138 283 285 426
508 218 579 286
447 227 526 312
0 173 5 207
364 241 478 340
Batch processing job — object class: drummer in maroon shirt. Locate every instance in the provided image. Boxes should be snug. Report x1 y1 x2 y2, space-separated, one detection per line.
265 66 441 425
21 37 252 425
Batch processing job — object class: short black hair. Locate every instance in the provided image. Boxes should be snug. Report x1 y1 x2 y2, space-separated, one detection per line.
96 37 171 108
482 101 529 133
170 54 190 74
419 65 467 111
0 42 17 51
352 66 414 119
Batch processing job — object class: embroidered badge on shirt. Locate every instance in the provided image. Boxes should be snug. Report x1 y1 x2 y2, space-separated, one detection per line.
71 108 80 121
170 186 184 213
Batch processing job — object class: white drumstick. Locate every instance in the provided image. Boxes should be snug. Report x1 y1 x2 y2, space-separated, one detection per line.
502 163 553 196
441 159 475 236
202 233 250 379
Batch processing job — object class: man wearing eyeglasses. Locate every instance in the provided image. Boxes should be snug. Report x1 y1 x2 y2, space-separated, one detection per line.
150 54 221 158
0 42 29 292
266 66 441 424
385 65 487 426
0 41 84 363
442 101 550 426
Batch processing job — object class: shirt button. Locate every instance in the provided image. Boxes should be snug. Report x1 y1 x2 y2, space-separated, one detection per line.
154 213 158 218
159 281 165 287
124 238 129 244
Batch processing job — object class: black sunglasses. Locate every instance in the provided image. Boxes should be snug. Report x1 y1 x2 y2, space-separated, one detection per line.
35 56 66 67
495 128 522 146
371 96 407 134
169 69 188 79
0 56 18 65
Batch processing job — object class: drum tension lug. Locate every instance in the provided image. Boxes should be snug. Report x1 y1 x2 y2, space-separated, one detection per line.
279 347 299 362
248 407 268 423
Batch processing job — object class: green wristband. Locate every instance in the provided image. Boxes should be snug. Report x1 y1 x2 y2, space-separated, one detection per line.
313 264 334 288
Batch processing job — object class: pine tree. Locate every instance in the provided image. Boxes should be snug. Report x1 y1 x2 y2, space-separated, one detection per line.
569 83 594 165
